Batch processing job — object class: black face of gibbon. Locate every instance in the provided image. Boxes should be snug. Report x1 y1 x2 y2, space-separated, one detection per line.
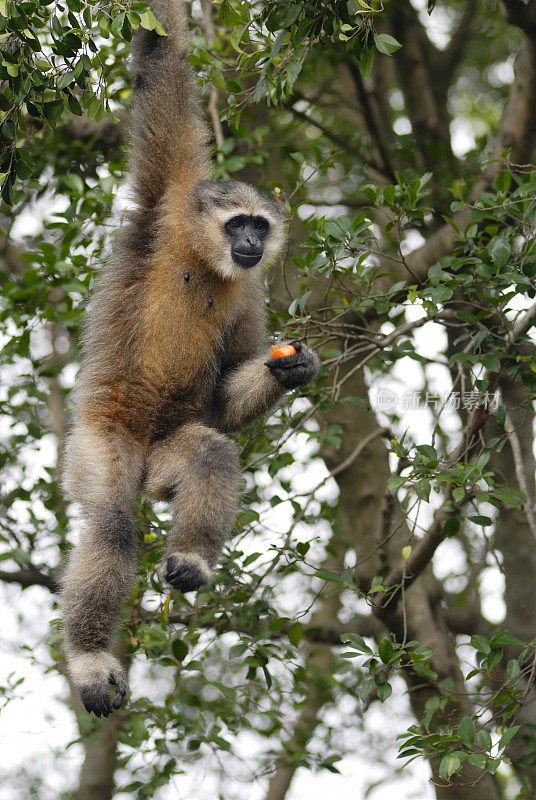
224 214 270 268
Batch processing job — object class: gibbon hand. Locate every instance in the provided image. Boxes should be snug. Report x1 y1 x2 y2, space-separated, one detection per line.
264 340 321 390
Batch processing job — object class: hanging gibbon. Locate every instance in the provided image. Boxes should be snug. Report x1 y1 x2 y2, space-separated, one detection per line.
61 0 320 717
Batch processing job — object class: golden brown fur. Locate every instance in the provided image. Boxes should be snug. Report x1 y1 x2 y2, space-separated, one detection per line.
61 0 320 717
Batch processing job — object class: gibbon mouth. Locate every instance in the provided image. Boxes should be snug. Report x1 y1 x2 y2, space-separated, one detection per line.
232 251 263 269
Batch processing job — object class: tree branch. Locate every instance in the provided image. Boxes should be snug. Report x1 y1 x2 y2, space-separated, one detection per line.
344 57 396 182
149 608 383 645
200 0 227 168
442 3 479 81
389 3 453 170
405 37 536 282
502 0 536 36
0 566 58 592
504 410 536 542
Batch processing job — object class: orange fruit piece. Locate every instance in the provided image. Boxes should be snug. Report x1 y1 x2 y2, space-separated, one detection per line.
271 344 296 359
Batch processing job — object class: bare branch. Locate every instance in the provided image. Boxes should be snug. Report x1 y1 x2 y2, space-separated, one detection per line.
285 103 392 185
153 608 383 645
200 0 226 167
0 234 27 277
442 4 479 80
504 410 536 542
502 0 536 36
0 566 57 592
344 57 396 181
389 3 453 170
509 299 536 342
375 504 451 611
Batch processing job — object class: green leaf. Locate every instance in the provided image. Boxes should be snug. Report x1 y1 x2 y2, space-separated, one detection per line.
88 97 105 122
43 99 64 124
477 729 492 751
374 33 402 55
495 170 511 193
443 517 461 537
415 479 431 503
171 638 188 661
229 642 247 659
314 569 344 584
388 475 405 493
379 638 395 664
495 403 506 428
498 725 521 750
507 658 521 681
359 47 374 77
278 5 302 27
488 236 510 269
458 716 475 748
485 647 503 670
470 635 490 654
439 754 461 779
480 353 500 372
452 487 465 504
376 682 392 702
139 8 167 35
492 632 524 647
271 29 286 59
469 515 493 527
467 753 486 769
288 621 303 646
111 11 125 37
340 633 373 653
417 444 437 460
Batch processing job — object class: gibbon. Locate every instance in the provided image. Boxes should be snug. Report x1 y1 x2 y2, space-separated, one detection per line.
61 0 320 717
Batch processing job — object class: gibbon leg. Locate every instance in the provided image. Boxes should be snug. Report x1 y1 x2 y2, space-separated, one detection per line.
144 423 241 591
61 425 144 716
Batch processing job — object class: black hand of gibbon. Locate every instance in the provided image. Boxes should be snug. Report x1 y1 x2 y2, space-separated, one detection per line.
264 341 321 390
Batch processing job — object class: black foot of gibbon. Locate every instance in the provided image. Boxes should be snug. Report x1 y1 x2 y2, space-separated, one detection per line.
165 553 211 592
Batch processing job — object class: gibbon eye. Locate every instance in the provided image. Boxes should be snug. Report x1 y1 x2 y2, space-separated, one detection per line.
226 216 244 232
253 217 269 233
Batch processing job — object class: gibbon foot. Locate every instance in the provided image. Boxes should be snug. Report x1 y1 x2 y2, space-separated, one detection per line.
69 652 128 717
164 552 211 592
265 340 321 390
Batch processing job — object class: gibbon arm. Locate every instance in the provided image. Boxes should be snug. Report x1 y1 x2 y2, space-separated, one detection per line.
214 311 321 433
129 0 211 209
216 356 285 433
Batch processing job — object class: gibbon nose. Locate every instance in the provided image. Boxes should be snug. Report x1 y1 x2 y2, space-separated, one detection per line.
232 231 264 268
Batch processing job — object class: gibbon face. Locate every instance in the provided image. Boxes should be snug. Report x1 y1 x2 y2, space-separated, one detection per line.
191 179 287 280
224 214 269 269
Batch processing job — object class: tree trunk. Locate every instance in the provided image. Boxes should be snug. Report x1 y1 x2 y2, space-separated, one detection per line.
73 715 123 800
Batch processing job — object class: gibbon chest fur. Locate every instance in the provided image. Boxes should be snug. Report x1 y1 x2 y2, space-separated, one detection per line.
61 0 321 718
139 257 259 442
